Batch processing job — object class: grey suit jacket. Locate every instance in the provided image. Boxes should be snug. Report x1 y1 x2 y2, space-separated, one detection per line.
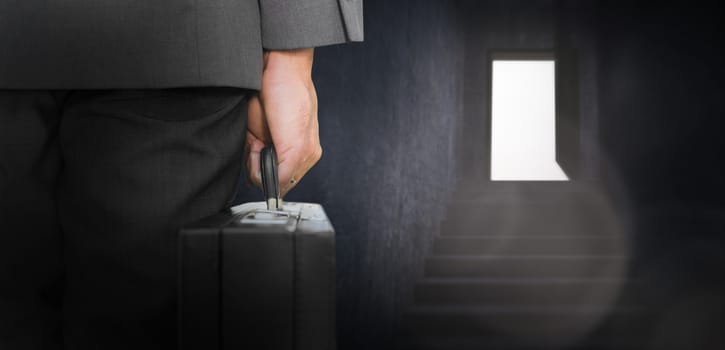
0 0 363 90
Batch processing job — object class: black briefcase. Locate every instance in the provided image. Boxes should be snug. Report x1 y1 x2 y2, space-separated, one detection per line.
178 147 336 350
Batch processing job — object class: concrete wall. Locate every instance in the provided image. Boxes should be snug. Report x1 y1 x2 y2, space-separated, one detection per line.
596 4 724 347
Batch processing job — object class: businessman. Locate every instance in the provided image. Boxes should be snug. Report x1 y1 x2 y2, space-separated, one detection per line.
0 1 363 349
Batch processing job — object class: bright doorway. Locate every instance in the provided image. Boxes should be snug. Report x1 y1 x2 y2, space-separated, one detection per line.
490 57 569 181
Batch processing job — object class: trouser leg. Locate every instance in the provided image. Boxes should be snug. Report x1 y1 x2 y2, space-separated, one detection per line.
0 90 65 349
57 88 248 349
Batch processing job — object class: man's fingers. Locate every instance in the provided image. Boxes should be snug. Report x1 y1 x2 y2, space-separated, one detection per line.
278 167 298 197
278 160 306 197
247 94 270 142
277 145 322 197
246 95 270 187
245 133 266 186
247 141 322 196
248 94 261 119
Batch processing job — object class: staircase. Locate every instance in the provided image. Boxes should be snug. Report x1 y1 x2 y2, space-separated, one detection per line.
397 183 649 350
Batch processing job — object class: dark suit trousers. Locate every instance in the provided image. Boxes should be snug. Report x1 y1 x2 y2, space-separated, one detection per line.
0 88 249 349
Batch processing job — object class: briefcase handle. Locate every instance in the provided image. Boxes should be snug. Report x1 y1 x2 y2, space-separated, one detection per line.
260 145 281 210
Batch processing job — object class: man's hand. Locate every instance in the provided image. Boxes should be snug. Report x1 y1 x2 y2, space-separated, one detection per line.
245 48 322 197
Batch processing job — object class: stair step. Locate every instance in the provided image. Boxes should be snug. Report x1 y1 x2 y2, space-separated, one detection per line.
445 201 580 219
439 215 620 236
396 334 646 350
452 181 597 199
424 256 628 279
414 278 630 306
440 212 618 236
441 188 622 237
400 305 644 340
432 236 624 255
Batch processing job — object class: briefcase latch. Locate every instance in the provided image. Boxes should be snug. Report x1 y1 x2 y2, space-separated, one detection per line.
240 209 292 224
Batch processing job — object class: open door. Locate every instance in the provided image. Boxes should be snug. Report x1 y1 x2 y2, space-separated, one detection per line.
489 51 578 181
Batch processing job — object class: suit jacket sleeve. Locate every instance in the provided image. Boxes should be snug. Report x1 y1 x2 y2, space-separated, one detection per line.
259 0 364 49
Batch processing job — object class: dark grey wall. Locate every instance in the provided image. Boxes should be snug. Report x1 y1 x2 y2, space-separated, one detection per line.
237 1 464 348
596 4 724 346
235 1 724 348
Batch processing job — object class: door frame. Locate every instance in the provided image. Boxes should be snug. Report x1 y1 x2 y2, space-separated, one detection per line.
484 49 580 182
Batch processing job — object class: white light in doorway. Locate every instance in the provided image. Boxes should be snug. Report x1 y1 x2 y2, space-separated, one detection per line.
491 60 569 181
